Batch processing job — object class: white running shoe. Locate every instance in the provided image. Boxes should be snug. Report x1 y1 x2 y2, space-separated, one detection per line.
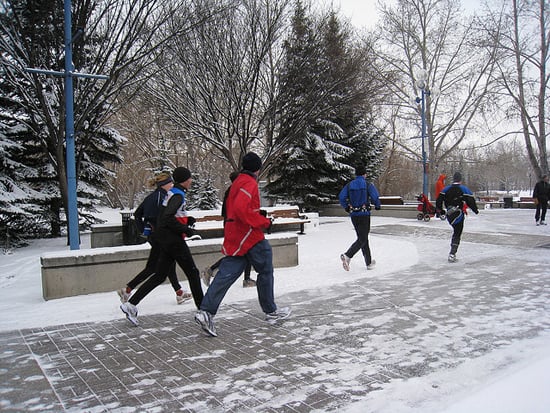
265 307 292 324
195 310 217 337
541 221 547 225
340 254 351 271
367 260 376 270
117 288 130 303
176 290 192 305
120 302 139 326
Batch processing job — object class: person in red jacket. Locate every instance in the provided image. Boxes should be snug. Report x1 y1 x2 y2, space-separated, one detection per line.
194 152 291 337
201 171 256 288
435 174 446 199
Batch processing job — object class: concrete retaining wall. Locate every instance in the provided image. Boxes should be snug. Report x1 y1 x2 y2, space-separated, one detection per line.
41 234 298 300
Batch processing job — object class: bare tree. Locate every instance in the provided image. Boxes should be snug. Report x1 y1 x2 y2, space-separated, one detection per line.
479 0 549 179
106 88 224 208
148 0 292 177
370 0 500 198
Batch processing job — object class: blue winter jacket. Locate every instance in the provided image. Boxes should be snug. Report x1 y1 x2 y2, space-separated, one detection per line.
339 176 381 216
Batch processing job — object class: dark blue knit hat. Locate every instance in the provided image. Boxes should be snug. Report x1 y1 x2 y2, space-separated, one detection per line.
453 172 462 182
242 152 262 172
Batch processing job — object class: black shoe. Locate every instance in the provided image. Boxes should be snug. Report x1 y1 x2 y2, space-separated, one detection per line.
243 279 256 288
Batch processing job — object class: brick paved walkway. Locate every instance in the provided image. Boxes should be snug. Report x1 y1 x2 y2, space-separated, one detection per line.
1 226 549 412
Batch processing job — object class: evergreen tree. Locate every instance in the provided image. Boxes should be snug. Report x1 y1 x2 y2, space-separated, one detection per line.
267 6 386 209
266 1 333 209
342 117 386 181
0 123 50 247
0 0 61 243
186 173 220 211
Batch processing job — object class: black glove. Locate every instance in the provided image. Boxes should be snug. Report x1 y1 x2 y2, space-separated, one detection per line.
187 216 196 227
267 218 273 234
345 206 351 213
259 209 267 217
183 226 195 237
375 206 381 210
473 209 479 215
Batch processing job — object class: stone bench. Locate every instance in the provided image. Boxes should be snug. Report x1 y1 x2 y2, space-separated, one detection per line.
41 234 298 300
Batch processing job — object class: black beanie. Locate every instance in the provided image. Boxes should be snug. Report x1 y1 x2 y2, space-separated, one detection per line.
242 152 262 172
355 165 366 176
173 167 192 183
453 172 462 182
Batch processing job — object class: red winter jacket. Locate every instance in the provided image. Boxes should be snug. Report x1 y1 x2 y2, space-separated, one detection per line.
222 172 271 256
435 174 446 199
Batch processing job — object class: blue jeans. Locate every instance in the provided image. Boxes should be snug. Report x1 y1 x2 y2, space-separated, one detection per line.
200 239 276 315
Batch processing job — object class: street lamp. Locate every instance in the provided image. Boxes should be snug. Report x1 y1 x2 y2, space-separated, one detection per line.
415 69 430 197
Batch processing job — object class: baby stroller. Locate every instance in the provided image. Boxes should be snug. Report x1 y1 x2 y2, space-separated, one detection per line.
416 193 446 222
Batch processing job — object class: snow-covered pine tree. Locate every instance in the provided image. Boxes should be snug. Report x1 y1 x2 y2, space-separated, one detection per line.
267 6 385 209
186 173 220 211
265 1 336 210
0 1 63 243
0 123 51 248
342 116 386 181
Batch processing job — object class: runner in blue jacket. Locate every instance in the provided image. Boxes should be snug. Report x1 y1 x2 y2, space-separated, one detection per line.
338 165 381 271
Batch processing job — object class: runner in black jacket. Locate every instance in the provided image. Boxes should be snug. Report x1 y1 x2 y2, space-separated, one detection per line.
436 172 479 263
117 172 191 306
120 167 203 326
533 175 549 225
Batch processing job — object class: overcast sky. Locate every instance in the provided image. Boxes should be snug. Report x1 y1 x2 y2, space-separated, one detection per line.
333 0 481 29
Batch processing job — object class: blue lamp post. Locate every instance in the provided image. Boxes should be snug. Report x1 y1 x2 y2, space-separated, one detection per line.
415 69 430 197
63 0 80 250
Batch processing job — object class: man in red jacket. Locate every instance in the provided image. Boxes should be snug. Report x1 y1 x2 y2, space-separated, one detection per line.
195 152 291 337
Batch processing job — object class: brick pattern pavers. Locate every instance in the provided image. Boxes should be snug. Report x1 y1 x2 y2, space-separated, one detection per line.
1 226 549 412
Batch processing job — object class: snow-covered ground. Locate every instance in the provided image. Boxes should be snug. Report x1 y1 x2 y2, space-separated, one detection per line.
0 207 549 412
